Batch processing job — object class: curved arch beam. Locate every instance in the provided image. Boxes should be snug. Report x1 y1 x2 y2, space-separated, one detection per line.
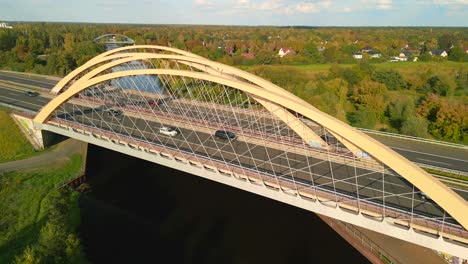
33 68 468 229
50 45 205 94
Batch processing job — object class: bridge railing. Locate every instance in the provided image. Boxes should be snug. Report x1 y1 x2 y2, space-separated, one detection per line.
42 116 468 243
358 128 468 150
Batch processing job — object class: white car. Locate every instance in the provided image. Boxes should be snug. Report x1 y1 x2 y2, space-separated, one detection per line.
159 126 178 137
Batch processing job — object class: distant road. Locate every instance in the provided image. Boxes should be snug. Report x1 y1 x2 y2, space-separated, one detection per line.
0 71 466 174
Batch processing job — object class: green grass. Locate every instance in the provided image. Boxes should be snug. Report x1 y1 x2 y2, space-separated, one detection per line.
424 168 468 182
0 154 83 263
0 107 36 163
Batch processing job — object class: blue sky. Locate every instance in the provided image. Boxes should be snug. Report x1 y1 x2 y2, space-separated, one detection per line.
0 0 467 26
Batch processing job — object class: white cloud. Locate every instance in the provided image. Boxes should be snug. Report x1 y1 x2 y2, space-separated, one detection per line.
236 0 250 5
293 2 320 13
422 0 468 4
230 0 334 14
361 0 394 10
194 0 213 7
257 0 282 10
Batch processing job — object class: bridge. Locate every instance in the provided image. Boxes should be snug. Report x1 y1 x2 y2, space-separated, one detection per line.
1 44 467 258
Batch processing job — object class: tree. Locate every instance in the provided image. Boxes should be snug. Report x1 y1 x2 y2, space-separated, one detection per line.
438 34 455 50
420 75 451 96
400 116 429 137
417 94 467 142
14 247 41 264
302 43 321 63
387 98 415 129
348 107 378 128
372 69 407 90
448 47 467 62
341 68 362 86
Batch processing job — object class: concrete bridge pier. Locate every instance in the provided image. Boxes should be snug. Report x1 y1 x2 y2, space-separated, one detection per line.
11 113 66 150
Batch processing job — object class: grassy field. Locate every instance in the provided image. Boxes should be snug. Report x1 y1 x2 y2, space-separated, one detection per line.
259 61 467 72
0 154 83 263
0 106 36 163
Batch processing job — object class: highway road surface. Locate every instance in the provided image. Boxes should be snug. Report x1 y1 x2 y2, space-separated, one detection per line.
1 71 466 173
1 76 467 225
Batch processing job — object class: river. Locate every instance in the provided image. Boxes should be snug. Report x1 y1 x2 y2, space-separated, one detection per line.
78 144 369 263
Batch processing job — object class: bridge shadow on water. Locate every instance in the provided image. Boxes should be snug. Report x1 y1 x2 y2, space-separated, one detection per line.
79 144 370 264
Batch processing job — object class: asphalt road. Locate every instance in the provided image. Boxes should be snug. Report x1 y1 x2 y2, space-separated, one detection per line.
0 72 57 89
0 71 466 173
1 84 466 223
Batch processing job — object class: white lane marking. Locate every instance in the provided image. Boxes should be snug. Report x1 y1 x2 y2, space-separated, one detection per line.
416 158 452 166
0 95 43 108
366 177 407 188
391 146 468 163
450 187 468 194
0 73 55 85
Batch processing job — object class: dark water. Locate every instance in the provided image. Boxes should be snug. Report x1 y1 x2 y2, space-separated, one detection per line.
79 144 369 264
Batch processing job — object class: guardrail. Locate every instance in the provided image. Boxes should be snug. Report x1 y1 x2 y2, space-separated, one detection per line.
43 117 468 241
358 128 468 150
0 102 36 114
416 162 468 178
341 222 401 264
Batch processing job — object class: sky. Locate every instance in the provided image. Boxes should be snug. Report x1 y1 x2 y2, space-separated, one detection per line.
0 0 467 26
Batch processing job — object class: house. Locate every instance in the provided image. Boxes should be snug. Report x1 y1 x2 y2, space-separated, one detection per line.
398 51 411 61
317 46 326 52
389 52 410 62
361 46 373 53
241 53 255 60
429 50 448 57
352 52 363 59
368 50 382 58
278 47 295 58
407 49 421 56
0 22 12 29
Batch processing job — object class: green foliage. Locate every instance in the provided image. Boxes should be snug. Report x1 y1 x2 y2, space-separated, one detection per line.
350 78 387 115
387 98 415 129
448 47 468 62
417 94 467 143
0 109 36 163
250 65 308 90
418 53 432 62
419 75 452 96
0 30 17 51
302 43 321 63
341 68 362 86
400 116 429 138
372 69 407 90
347 107 378 128
0 155 85 263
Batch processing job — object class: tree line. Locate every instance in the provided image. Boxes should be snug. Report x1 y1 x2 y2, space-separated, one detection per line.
0 23 466 143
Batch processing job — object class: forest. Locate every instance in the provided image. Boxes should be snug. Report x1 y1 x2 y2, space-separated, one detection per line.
0 23 466 143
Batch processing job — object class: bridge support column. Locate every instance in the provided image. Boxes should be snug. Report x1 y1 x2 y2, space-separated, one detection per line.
11 113 46 150
11 114 66 150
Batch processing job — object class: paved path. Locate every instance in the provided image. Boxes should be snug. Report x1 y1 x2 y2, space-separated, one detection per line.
0 138 87 173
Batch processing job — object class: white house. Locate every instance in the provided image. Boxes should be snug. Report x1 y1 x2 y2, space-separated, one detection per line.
278 47 295 58
429 50 448 57
352 52 363 59
368 50 382 58
0 22 12 29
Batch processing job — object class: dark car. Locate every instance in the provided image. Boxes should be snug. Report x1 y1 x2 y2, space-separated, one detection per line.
215 130 237 140
25 91 39 97
106 109 122 117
